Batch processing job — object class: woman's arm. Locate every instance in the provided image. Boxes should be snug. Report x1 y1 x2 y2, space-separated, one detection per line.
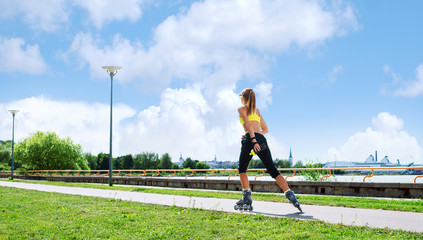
260 114 268 135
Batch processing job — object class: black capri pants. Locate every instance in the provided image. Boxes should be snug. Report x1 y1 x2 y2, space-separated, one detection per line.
238 133 281 179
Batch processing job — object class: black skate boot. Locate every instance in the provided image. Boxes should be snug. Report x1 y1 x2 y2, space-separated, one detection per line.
285 189 302 212
234 189 253 211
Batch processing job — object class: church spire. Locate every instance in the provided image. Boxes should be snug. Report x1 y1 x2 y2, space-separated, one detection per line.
289 147 293 166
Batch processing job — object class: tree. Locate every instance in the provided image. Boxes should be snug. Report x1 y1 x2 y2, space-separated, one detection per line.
293 160 304 168
303 161 324 181
0 141 12 165
14 131 88 170
195 162 210 169
113 157 123 170
248 159 265 169
120 154 134 169
171 163 180 169
97 153 110 170
0 146 10 170
84 153 97 170
0 140 23 170
183 157 198 169
133 152 159 169
158 153 173 169
274 159 292 168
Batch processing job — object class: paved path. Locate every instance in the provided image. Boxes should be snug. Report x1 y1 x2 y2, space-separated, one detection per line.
1 181 423 233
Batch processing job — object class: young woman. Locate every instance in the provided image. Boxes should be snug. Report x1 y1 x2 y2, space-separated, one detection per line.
235 88 301 212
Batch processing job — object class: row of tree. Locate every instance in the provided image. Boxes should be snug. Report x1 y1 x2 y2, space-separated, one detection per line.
0 131 211 171
82 153 214 171
84 152 181 170
1 131 307 171
247 159 297 169
0 140 14 170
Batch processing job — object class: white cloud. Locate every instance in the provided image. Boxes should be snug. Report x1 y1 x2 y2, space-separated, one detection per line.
0 37 47 74
117 84 289 162
254 82 273 110
328 64 343 83
66 0 358 87
73 0 146 29
0 0 360 163
118 86 244 161
0 0 69 32
62 0 359 162
371 112 403 134
394 64 423 97
0 0 149 31
0 92 243 162
0 96 136 155
67 33 152 85
326 112 423 164
0 92 289 163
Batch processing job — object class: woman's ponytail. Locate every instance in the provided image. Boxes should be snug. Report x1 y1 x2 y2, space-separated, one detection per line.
241 88 257 116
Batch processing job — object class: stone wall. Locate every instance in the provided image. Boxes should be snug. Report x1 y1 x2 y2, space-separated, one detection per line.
2 174 422 198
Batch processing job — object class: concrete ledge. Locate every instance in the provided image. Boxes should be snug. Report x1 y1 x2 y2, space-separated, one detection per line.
2 174 422 198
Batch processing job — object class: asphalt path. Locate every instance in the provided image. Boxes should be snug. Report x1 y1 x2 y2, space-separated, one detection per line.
1 181 423 233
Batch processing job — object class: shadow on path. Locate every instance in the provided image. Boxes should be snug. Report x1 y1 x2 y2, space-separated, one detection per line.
250 211 319 221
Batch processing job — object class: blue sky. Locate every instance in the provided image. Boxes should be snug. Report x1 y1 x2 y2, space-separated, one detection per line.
1 0 422 165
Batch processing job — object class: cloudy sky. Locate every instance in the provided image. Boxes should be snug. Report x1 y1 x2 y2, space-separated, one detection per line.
1 0 422 165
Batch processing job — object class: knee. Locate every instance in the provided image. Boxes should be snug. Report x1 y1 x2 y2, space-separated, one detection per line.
238 167 247 174
270 170 280 179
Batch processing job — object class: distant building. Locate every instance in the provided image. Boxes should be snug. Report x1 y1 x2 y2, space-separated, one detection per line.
204 155 235 168
204 155 219 168
178 153 184 167
289 147 293 166
323 151 418 174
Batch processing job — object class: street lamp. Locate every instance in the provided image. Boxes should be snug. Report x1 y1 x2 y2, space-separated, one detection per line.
102 66 122 186
8 110 19 180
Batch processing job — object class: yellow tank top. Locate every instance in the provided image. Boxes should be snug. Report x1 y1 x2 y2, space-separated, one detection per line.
240 112 261 124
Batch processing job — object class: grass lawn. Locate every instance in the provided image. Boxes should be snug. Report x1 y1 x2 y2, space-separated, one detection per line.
2 179 422 213
1 186 422 239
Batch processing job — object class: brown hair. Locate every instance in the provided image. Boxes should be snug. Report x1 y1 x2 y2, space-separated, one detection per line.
240 88 257 116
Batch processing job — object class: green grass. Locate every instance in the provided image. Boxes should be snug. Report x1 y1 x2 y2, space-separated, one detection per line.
2 179 423 213
1 187 422 239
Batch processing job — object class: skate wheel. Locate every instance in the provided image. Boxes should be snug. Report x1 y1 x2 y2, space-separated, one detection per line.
249 205 253 211
234 205 239 210
294 203 302 212
297 205 303 213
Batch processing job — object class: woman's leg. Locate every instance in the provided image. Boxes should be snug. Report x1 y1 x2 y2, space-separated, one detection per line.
254 134 302 211
238 135 253 190
255 134 289 192
236 137 254 210
275 175 289 192
240 172 250 189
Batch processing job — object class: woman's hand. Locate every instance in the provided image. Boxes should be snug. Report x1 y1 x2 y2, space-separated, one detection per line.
253 142 261 152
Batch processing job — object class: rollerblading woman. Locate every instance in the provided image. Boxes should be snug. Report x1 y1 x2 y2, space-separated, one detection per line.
236 88 302 213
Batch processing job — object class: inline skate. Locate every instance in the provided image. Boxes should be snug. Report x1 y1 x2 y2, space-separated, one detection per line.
285 189 302 212
234 189 253 211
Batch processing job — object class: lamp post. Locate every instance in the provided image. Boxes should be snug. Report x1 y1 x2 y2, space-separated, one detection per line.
8 110 19 180
102 66 121 186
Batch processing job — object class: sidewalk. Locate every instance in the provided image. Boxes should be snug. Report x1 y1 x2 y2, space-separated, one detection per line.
1 181 423 233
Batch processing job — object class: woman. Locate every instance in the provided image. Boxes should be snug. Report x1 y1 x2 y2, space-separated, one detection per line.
235 88 301 212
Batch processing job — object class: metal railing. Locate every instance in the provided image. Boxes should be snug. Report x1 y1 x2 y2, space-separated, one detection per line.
1 166 423 183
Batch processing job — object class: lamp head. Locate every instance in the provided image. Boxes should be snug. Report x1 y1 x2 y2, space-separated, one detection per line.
8 110 19 115
102 66 122 74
